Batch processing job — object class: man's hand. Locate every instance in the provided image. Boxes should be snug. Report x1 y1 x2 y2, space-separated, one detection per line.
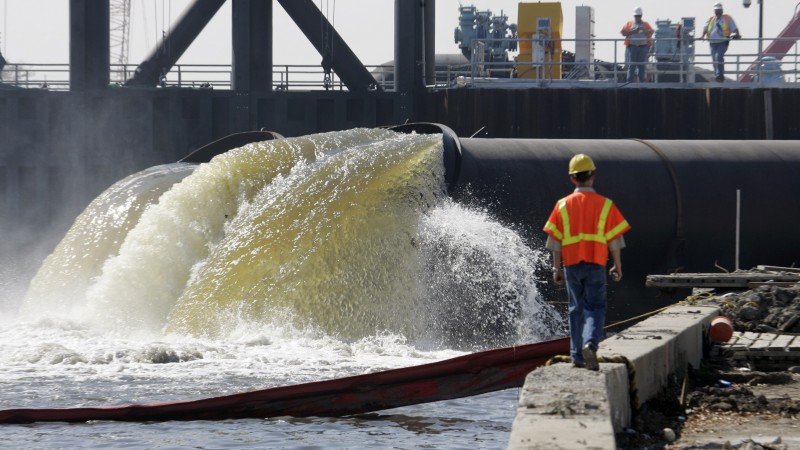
609 266 622 282
553 268 564 285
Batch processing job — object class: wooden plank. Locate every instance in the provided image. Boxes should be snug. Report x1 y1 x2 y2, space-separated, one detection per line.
726 333 743 348
725 337 749 351
740 332 762 350
790 337 800 351
748 282 800 288
770 334 796 350
756 265 800 274
646 272 800 288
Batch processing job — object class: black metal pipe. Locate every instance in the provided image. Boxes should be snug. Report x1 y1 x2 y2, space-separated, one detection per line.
391 123 800 317
179 130 284 163
452 137 800 315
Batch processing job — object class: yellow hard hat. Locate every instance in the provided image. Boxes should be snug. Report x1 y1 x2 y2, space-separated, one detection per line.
568 153 596 174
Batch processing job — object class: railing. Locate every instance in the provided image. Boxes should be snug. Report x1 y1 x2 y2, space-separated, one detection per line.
439 36 800 88
1 36 797 91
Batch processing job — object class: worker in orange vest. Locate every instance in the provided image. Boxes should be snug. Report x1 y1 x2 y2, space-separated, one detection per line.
543 154 630 371
620 7 654 82
700 2 740 82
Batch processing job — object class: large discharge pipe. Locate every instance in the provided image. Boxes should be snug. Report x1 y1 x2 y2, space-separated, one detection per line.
194 125 800 321
391 123 800 320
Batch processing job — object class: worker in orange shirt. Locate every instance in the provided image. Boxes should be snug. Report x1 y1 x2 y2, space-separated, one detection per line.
620 7 654 82
543 154 630 371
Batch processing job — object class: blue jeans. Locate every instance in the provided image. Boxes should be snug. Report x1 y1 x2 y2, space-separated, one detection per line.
626 45 650 82
564 262 607 363
710 41 729 78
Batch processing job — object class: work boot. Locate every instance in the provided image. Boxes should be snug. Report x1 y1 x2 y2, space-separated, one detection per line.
571 358 585 369
715 75 725 82
582 343 599 371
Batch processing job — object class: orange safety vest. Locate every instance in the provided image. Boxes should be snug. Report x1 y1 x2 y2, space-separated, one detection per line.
707 15 733 38
543 191 630 267
621 20 654 47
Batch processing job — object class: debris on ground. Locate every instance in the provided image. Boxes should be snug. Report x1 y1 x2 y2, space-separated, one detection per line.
615 281 800 449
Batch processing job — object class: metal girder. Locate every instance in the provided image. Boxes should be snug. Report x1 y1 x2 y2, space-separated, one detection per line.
70 0 110 90
276 0 381 93
125 0 226 87
232 0 273 93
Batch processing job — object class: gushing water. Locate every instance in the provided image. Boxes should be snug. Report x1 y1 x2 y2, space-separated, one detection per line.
19 128 562 346
3 128 564 448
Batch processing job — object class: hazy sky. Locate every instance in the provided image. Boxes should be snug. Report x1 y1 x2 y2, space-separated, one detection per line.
0 0 795 67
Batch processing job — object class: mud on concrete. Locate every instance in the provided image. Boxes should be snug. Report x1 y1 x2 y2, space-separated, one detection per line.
614 284 800 449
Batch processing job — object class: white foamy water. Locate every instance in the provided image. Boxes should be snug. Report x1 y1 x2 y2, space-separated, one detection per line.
1 129 564 449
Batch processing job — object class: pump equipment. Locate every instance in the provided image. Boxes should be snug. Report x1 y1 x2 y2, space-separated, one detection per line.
454 4 518 70
679 17 696 82
530 17 556 79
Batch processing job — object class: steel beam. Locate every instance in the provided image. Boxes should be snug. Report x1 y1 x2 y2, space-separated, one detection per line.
276 0 380 93
126 0 226 87
69 0 110 90
394 0 418 96
232 0 273 93
395 0 434 120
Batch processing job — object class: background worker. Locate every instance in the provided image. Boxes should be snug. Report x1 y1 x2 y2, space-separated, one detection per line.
701 2 740 82
620 7 654 82
543 154 630 371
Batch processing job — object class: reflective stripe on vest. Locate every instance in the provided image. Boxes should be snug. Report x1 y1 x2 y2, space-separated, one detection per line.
555 197 625 246
707 15 731 38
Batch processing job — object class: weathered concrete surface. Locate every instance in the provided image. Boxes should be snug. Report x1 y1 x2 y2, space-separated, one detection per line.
508 363 629 450
603 305 719 406
508 304 719 449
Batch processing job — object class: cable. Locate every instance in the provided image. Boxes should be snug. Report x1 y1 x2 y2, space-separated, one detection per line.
604 290 715 330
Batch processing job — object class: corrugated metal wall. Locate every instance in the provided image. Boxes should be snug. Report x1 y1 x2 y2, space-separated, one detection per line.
422 87 800 140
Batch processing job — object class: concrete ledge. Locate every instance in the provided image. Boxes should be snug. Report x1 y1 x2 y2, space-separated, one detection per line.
602 305 719 405
508 304 719 449
508 363 629 450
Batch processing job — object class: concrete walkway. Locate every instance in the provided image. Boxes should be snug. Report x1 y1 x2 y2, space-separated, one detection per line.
507 304 720 450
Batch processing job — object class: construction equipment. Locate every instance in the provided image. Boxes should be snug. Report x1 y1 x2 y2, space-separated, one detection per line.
454 5 517 77
516 2 563 80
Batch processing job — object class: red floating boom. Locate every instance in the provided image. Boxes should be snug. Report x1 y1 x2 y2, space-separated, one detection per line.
0 337 569 424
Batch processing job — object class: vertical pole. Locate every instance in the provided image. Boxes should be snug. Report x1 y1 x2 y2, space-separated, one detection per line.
232 0 273 93
69 0 110 91
395 0 421 121
764 90 774 139
735 189 741 271
424 0 436 87
758 0 764 62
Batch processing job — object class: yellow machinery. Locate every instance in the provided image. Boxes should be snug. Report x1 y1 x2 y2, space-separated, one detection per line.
516 2 563 79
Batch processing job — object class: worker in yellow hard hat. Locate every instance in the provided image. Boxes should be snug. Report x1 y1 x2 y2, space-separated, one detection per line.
543 153 631 371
